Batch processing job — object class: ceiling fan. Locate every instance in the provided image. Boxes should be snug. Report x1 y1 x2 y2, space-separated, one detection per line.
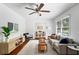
25 3 50 16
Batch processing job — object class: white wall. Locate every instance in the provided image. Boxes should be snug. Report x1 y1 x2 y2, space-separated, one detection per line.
21 15 55 39
11 5 55 36
54 4 79 42
24 15 55 36
0 3 55 40
0 4 27 40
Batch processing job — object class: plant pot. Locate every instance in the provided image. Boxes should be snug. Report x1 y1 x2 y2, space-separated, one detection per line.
3 37 9 42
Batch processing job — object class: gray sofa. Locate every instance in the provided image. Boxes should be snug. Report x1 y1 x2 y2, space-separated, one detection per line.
48 35 77 55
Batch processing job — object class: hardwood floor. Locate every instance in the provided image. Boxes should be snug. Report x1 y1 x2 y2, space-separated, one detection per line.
8 40 29 55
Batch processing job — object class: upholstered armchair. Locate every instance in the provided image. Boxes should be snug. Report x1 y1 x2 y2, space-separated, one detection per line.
23 33 33 41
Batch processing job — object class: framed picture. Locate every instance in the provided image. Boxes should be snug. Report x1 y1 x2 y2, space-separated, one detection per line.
13 23 18 32
8 22 18 32
8 22 13 31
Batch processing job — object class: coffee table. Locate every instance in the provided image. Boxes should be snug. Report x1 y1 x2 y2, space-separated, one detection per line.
38 42 47 53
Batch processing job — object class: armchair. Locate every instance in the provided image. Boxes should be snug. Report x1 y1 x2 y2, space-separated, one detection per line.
23 33 33 41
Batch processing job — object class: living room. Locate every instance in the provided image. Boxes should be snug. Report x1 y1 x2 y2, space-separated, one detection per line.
0 2 79 55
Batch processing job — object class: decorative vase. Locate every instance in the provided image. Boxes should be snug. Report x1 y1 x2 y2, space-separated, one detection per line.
5 37 8 42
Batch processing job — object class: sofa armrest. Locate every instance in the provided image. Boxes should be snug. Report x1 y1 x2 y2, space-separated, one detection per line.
58 44 77 55
59 44 77 46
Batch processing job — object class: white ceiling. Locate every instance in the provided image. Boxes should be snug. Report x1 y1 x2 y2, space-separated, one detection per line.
3 3 76 19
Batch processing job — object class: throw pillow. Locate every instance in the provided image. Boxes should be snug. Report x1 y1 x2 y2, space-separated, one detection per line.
59 38 69 44
51 34 57 39
68 39 75 44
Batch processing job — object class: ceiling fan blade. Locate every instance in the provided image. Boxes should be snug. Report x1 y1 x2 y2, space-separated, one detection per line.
40 10 50 12
25 7 35 11
38 3 44 11
35 4 38 8
29 12 36 15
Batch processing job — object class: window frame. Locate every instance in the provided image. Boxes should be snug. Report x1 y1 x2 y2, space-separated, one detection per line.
56 15 71 37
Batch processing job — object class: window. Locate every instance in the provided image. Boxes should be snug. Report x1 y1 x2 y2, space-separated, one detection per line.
62 17 70 36
56 20 61 35
56 16 70 36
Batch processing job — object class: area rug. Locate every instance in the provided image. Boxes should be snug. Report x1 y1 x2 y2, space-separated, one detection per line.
18 40 57 55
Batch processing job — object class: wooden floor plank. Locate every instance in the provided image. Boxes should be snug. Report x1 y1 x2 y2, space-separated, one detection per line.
8 41 29 55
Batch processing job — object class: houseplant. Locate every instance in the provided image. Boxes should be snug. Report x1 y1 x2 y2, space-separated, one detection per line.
1 26 10 41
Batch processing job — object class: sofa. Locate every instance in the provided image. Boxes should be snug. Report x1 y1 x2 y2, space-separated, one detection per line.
48 34 77 55
0 36 25 54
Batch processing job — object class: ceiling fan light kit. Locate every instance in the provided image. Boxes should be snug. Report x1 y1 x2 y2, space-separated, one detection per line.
25 3 50 16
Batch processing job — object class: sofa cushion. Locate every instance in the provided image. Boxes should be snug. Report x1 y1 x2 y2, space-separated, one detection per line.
59 38 69 44
50 39 59 43
54 41 59 47
51 34 59 39
68 39 75 44
56 35 61 40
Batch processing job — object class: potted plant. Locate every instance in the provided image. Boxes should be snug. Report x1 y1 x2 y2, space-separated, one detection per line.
1 26 10 41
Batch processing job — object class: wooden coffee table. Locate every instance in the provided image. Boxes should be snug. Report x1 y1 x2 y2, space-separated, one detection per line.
38 42 47 53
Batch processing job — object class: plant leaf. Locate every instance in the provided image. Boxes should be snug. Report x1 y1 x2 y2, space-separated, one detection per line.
2 32 7 37
2 26 10 33
1 26 10 38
